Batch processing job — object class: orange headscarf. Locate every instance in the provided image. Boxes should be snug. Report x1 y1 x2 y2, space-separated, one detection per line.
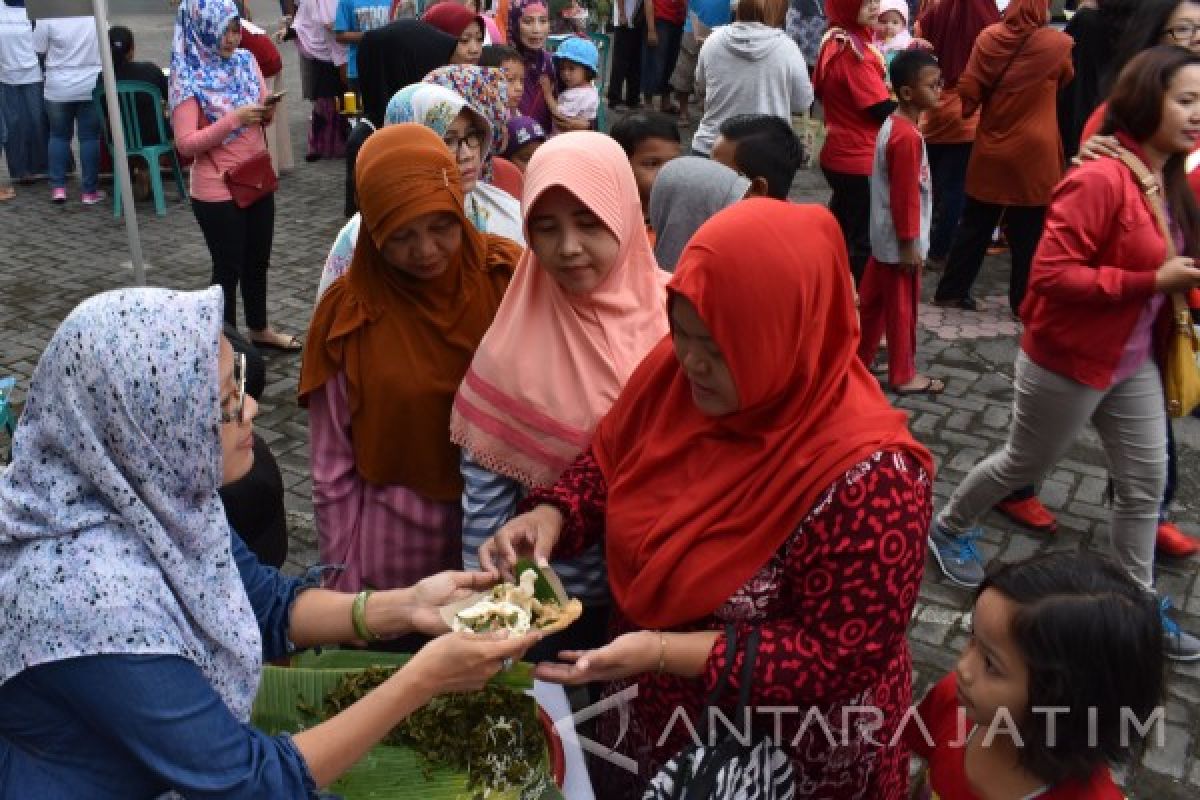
594 200 934 629
299 124 521 501
450 132 669 488
962 0 1071 99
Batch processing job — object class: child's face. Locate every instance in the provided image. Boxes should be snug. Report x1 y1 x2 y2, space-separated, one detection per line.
874 10 905 41
900 65 943 112
955 589 1030 728
629 136 682 212
502 58 525 110
509 140 542 172
558 61 590 89
451 21 485 66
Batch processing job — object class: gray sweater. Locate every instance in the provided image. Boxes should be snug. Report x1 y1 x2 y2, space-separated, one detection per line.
692 22 813 155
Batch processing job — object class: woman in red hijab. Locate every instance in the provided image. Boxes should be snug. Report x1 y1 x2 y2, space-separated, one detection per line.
481 200 934 798
813 0 891 281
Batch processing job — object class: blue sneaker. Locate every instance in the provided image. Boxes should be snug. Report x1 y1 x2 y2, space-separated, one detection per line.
1160 597 1200 662
928 521 986 588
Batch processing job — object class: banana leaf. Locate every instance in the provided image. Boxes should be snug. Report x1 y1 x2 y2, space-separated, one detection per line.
251 650 557 800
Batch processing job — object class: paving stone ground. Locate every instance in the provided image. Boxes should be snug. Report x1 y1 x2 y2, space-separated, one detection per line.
1 3 1198 795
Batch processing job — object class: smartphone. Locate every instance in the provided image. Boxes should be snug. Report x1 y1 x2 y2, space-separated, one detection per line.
264 91 287 106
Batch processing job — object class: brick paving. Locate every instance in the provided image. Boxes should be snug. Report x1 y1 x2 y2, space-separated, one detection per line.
1 3 1198 795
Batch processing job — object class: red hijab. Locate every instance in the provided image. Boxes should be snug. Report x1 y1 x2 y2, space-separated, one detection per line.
814 0 885 96
593 200 934 629
423 2 484 38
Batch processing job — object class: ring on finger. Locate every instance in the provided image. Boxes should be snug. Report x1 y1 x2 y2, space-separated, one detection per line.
501 657 514 671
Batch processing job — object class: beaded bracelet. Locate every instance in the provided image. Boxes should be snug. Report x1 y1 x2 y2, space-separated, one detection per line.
352 589 379 642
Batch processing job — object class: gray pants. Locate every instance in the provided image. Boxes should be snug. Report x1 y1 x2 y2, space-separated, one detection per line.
939 351 1167 588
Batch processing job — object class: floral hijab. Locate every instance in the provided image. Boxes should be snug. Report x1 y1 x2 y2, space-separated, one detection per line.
423 65 510 165
169 0 263 142
0 287 262 721
384 81 496 191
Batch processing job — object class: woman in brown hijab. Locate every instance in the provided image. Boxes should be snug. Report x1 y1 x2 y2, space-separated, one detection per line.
932 0 1073 314
300 123 522 595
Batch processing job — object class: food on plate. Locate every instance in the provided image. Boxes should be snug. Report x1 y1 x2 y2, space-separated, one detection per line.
449 566 583 636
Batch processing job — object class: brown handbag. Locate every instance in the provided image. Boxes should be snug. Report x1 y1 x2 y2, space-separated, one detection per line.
222 148 278 209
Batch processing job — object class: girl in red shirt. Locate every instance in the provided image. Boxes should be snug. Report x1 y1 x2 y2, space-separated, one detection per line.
908 552 1163 800
814 0 891 280
928 46 1200 661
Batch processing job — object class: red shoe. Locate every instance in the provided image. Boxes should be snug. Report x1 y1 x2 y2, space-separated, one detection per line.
1157 520 1199 559
994 496 1057 533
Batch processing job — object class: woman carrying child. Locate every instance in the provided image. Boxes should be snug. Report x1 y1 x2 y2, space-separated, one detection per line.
541 35 598 132
453 131 670 659
928 46 1200 662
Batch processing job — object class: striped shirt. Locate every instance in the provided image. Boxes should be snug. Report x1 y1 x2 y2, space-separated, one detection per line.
460 450 609 603
309 373 462 592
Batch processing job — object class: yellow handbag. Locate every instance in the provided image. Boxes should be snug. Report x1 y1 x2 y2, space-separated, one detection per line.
1115 149 1200 418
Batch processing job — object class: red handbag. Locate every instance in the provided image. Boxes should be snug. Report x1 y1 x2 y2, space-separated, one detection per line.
222 149 278 208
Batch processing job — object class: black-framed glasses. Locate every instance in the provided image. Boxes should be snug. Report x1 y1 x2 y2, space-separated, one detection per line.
1163 22 1200 42
443 129 486 152
220 352 246 425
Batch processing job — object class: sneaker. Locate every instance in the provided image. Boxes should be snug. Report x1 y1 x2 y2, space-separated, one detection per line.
1156 520 1199 559
928 521 987 588
51 187 66 204
81 190 106 206
1160 598 1200 661
994 496 1057 534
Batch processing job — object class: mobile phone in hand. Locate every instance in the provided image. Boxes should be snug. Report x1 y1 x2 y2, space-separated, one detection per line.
265 91 287 106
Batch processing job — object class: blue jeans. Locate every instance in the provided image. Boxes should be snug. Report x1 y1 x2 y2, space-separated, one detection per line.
640 19 684 98
45 98 100 193
0 81 48 180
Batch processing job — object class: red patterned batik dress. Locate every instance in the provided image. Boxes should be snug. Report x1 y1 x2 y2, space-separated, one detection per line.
526 448 932 798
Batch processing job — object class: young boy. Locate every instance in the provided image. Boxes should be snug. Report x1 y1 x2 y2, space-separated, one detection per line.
334 0 392 87
541 36 600 132
710 113 803 200
609 111 682 218
503 116 547 172
857 49 943 396
481 45 525 112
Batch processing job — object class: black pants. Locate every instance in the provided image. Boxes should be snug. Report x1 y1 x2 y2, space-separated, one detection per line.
934 197 1046 313
608 23 643 107
927 142 972 262
822 167 871 281
192 194 275 330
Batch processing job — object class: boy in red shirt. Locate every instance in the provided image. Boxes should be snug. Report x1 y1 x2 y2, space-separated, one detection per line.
858 49 944 395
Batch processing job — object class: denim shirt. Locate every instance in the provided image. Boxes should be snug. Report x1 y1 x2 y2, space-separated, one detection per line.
0 531 320 799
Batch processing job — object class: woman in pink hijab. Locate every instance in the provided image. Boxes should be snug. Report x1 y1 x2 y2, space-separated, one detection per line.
451 130 670 660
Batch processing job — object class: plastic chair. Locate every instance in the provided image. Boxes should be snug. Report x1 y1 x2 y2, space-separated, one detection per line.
0 376 15 464
92 81 188 217
547 32 612 132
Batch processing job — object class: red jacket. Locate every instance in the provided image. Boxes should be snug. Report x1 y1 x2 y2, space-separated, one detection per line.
1019 153 1169 390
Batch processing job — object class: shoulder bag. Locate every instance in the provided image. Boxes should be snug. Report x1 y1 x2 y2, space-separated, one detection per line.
979 33 1033 107
206 125 278 209
1114 148 1200 418
642 626 796 800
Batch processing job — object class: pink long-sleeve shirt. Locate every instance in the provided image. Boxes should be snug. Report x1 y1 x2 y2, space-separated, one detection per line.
308 373 462 593
171 65 269 203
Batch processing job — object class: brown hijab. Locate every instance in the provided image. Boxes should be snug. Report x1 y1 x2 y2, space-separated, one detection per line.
963 0 1072 101
299 123 521 501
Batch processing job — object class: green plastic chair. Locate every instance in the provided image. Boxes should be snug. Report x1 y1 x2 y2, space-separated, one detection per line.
547 31 612 132
92 81 188 217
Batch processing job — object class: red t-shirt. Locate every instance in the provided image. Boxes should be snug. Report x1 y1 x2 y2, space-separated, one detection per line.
906 674 1127 800
817 40 890 175
883 115 927 242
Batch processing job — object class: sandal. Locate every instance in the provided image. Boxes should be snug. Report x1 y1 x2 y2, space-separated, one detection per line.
892 377 945 396
0 186 14 202
250 332 303 352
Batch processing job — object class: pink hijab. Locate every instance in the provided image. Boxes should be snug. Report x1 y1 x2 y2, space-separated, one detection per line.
450 131 670 488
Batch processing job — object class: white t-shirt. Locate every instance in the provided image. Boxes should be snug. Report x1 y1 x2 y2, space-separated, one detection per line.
31 17 101 103
556 85 598 121
0 5 41 85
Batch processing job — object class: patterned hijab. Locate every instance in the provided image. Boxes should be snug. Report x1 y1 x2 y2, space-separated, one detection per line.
385 82 494 158
0 287 262 721
423 65 511 164
508 0 555 127
169 0 263 128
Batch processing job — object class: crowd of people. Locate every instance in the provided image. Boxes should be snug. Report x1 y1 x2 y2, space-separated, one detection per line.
3 0 1200 798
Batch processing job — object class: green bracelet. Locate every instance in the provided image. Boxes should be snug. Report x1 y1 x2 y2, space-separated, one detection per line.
351 589 379 642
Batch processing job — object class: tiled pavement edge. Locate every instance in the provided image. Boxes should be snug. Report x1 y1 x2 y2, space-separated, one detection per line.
1 3 1198 794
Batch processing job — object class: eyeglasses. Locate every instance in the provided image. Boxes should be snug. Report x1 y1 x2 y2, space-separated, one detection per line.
220 352 246 425
1163 22 1200 43
443 130 486 152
